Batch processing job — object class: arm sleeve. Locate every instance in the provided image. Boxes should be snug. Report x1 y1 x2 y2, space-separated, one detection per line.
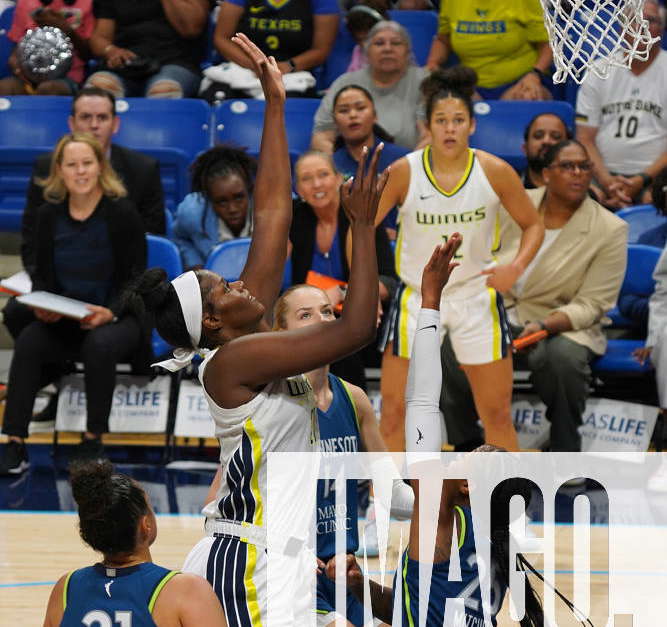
405 308 442 455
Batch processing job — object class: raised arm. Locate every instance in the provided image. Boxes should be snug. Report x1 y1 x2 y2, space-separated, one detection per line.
405 238 462 562
230 34 292 318
209 146 389 406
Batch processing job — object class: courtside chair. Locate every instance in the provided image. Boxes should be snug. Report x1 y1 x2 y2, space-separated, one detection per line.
469 100 576 172
594 246 661 398
607 244 662 328
146 234 185 456
617 205 667 244
205 238 292 291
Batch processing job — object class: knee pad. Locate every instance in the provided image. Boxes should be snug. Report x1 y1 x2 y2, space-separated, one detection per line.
146 79 183 99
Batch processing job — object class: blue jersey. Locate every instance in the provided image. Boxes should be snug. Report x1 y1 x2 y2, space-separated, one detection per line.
316 374 361 560
395 506 507 627
61 562 178 627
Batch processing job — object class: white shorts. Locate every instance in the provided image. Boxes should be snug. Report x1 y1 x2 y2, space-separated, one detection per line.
387 283 512 364
183 532 316 626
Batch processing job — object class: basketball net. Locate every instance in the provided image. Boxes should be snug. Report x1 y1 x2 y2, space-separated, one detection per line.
540 0 660 84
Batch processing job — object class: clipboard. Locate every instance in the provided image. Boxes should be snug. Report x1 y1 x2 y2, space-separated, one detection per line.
305 270 347 313
17 291 92 320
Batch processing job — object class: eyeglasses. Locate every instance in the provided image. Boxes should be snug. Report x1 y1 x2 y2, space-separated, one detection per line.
550 160 593 173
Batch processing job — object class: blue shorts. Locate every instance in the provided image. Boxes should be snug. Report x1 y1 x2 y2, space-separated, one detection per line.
316 570 365 626
86 63 201 97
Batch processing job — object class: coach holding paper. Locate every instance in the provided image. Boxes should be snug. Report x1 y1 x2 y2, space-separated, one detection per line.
0 133 148 476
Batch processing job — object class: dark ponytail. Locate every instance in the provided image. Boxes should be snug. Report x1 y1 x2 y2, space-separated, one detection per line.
70 460 148 556
121 268 193 351
421 65 478 121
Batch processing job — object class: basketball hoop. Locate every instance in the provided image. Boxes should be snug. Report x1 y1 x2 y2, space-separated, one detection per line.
540 0 660 84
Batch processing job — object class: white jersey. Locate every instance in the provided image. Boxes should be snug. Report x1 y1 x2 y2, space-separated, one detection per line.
198 349 319 526
576 50 667 173
396 146 502 298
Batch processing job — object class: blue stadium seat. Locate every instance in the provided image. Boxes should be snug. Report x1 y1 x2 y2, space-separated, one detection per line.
214 98 318 162
0 146 49 231
320 20 356 90
592 339 653 374
146 234 183 358
607 244 662 328
469 101 576 171
0 5 15 79
0 96 70 146
388 10 437 68
136 146 191 213
114 98 211 161
205 237 292 291
616 205 667 244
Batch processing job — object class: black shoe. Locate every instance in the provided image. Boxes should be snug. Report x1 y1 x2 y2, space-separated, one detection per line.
0 440 30 476
71 437 106 462
31 394 58 424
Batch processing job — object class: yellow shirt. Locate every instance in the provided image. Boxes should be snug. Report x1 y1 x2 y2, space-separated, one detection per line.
438 0 548 88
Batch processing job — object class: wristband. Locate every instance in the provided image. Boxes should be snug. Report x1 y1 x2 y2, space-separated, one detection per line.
287 58 297 72
638 172 653 187
535 320 549 334
532 66 547 77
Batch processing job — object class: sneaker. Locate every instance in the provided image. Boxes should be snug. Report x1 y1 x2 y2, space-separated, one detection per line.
71 437 106 462
29 394 58 434
0 440 30 476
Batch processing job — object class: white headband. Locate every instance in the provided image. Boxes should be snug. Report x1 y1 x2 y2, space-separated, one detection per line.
152 271 207 372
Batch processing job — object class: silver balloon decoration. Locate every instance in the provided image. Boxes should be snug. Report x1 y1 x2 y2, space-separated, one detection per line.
17 27 73 84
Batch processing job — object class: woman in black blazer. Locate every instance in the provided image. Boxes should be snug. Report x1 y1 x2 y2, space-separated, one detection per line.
0 133 149 475
290 150 396 388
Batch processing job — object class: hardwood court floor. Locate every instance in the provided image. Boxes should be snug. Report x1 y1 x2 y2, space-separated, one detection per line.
1 513 664 626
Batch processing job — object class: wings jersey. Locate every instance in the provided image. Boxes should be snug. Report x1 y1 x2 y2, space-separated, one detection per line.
199 348 319 525
396 147 502 298
395 505 507 626
316 374 361 560
60 562 177 627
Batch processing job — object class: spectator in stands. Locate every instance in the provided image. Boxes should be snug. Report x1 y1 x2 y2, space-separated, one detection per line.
0 133 150 476
425 0 553 100
2 88 164 428
312 21 428 152
638 167 667 248
0 0 94 95
576 0 667 209
616 168 667 335
634 245 667 489
344 1 389 72
440 139 628 452
173 145 256 270
522 112 571 188
86 0 211 98
332 84 407 237
291 150 396 388
213 0 339 78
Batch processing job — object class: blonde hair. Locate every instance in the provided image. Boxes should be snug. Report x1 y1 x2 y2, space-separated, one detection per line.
38 133 127 204
294 150 339 181
272 284 328 331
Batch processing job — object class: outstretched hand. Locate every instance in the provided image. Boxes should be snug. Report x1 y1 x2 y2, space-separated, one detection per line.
420 235 462 309
340 143 389 226
231 33 285 102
